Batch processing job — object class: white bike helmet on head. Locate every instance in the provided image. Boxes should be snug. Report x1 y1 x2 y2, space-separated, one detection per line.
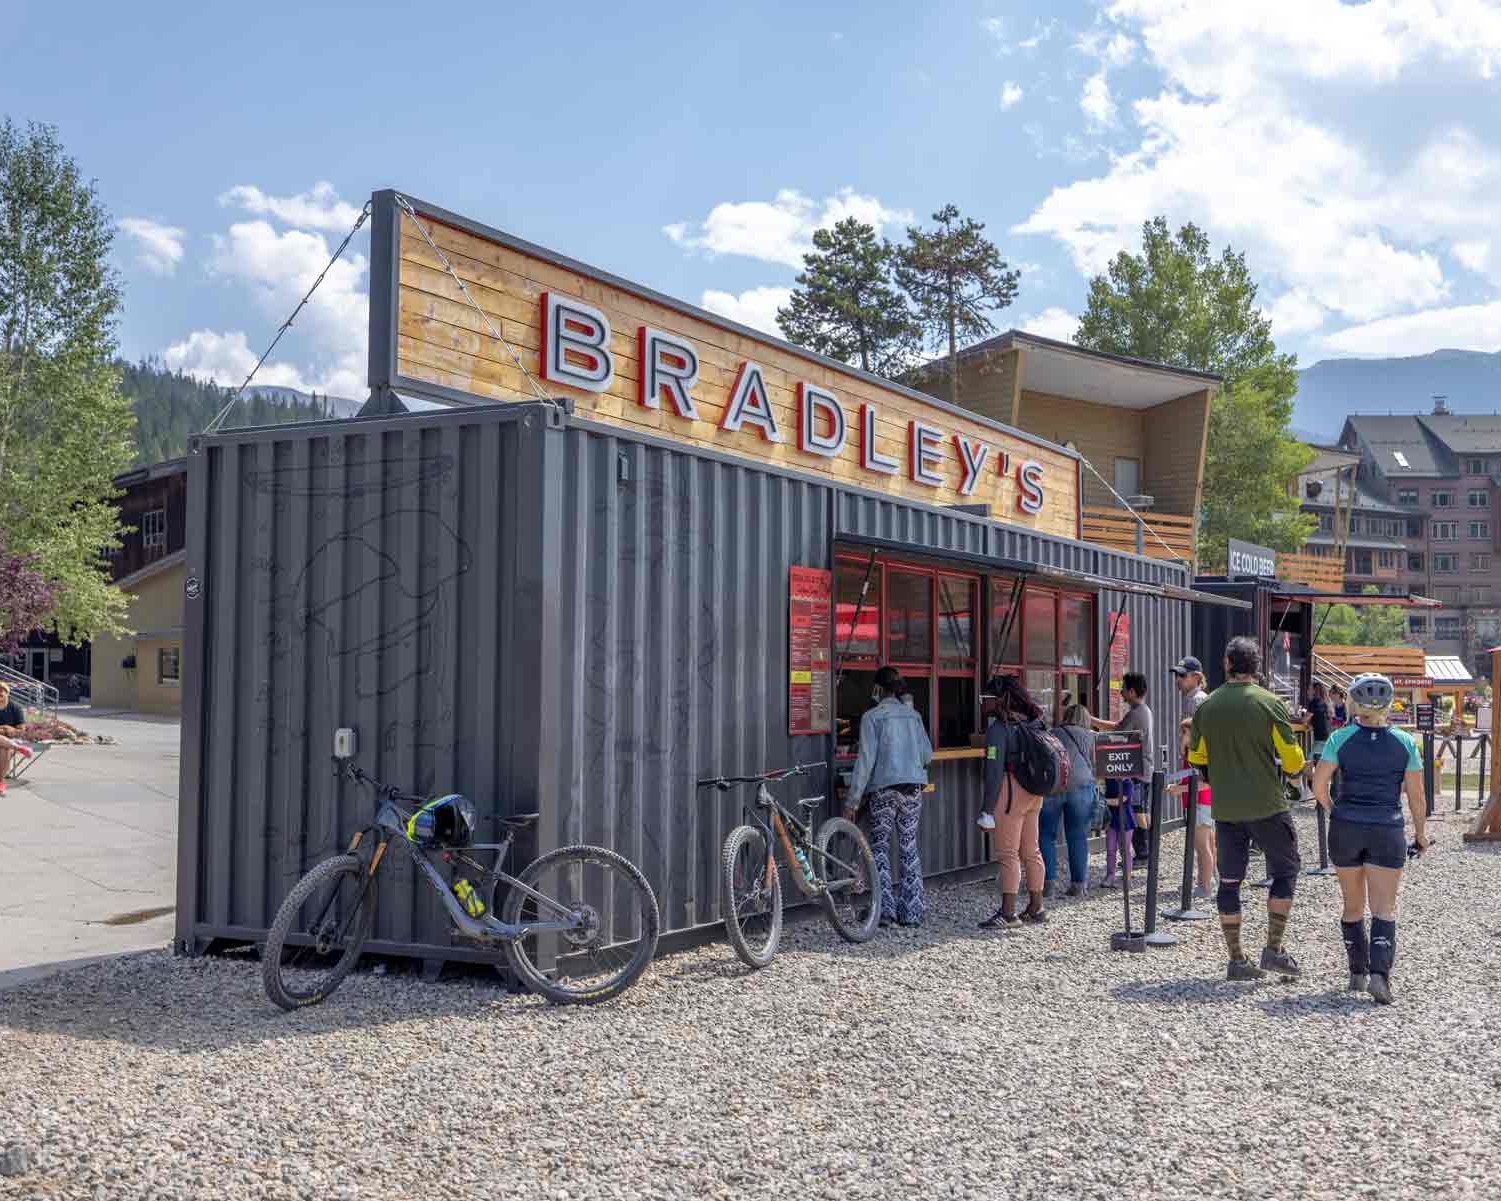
1347 673 1395 724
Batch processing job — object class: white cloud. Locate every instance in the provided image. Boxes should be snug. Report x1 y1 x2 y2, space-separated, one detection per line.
118 217 186 276
1077 28 1136 67
1016 0 1501 334
219 181 364 233
1020 307 1080 342
1080 72 1115 126
163 329 311 391
1262 290 1329 337
1320 302 1501 356
1001 82 1025 109
665 189 913 268
982 17 1008 50
700 286 793 336
1019 19 1057 50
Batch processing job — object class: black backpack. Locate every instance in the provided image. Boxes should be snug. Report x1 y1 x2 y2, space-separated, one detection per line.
1008 719 1071 797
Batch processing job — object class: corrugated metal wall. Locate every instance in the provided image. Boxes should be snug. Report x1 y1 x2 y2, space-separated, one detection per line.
178 404 1194 957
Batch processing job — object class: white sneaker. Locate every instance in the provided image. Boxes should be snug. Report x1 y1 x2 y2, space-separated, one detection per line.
977 812 996 830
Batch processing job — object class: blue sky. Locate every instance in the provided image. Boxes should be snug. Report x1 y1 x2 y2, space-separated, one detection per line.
4 0 1501 414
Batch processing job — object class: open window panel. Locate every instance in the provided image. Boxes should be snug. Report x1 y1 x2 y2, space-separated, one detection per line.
987 578 1096 725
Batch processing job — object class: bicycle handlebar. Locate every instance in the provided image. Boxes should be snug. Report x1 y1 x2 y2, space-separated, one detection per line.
695 761 827 791
335 758 426 807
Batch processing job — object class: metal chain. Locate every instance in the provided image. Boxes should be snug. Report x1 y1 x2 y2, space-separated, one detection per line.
203 200 374 435
1077 453 1192 567
392 193 553 407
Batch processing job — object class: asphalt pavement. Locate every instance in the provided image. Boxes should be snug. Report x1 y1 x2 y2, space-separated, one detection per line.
0 709 179 988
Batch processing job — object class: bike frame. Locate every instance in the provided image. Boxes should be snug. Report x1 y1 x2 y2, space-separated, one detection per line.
737 780 862 896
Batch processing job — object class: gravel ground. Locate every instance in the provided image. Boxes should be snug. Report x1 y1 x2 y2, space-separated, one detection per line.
5 808 1501 1200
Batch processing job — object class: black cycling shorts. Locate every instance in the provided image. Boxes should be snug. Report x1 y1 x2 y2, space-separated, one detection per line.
1217 811 1301 882
1328 818 1407 871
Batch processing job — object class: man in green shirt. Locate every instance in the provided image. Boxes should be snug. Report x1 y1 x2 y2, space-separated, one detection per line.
1187 636 1307 981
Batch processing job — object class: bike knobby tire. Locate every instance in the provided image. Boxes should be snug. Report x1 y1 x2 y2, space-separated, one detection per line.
816 817 881 943
262 853 378 1011
720 824 783 968
501 844 660 1005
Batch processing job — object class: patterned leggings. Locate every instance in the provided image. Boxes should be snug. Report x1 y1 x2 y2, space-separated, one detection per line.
866 785 926 924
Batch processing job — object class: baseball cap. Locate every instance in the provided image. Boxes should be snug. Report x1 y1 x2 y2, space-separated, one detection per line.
1170 656 1204 677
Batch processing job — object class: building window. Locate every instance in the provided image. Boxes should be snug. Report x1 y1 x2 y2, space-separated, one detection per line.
1469 521 1491 540
1409 615 1428 634
141 508 167 556
1467 458 1487 475
1434 553 1458 573
1377 551 1397 570
1407 518 1425 538
1435 616 1462 639
1469 490 1490 508
1350 551 1373 575
1434 521 1458 541
990 578 1093 725
1408 553 1425 572
1319 513 1333 532
157 646 181 686
1472 586 1493 604
1434 491 1455 508
1397 488 1419 505
1473 553 1492 572
1113 457 1141 501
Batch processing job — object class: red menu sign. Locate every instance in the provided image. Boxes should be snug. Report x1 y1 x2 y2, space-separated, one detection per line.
1107 610 1132 721
789 566 833 735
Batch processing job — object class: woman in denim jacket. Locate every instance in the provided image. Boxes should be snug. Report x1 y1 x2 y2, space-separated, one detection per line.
845 666 934 927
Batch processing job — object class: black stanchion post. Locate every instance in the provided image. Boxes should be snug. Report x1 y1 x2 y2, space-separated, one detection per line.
1165 774 1209 921
1110 790 1145 953
1479 734 1489 812
1144 770 1177 946
1307 800 1336 876
1424 731 1436 818
1456 732 1465 813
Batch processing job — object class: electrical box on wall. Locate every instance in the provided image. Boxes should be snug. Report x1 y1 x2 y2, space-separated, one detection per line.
333 728 357 759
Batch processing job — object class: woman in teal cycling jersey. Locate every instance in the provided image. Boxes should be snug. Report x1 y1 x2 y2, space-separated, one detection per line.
1311 673 1429 1005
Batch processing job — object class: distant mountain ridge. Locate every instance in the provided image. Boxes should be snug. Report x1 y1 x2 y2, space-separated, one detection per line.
1294 348 1501 439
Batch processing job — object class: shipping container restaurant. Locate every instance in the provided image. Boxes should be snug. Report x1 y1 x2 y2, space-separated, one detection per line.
174 190 1246 963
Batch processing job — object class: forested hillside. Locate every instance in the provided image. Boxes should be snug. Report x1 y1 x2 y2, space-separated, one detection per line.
122 359 346 466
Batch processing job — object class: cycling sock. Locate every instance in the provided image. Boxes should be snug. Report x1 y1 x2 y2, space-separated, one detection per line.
1266 911 1290 952
1220 917 1244 961
1370 916 1396 977
1341 919 1369 974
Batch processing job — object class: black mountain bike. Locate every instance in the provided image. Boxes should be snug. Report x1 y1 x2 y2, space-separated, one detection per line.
697 763 880 968
262 757 660 1009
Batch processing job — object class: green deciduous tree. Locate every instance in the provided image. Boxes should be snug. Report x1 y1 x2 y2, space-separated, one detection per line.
0 118 135 643
1074 217 1314 569
1316 587 1409 647
776 218 919 377
896 204 1019 406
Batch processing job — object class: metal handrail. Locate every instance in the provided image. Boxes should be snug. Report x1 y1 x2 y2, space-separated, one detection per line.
0 662 58 721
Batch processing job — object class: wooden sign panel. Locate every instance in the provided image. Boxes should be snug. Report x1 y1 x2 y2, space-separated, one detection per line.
372 191 1082 540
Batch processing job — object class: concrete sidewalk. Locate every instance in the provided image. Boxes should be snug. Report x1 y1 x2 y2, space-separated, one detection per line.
0 710 179 988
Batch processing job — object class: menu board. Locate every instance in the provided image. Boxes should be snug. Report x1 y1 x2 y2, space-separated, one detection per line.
788 566 833 735
1107 610 1132 721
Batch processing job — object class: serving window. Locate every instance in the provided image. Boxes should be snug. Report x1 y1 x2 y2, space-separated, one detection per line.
834 552 1095 758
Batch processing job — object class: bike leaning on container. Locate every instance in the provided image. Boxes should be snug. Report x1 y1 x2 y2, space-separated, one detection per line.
697 763 880 968
261 736 661 1009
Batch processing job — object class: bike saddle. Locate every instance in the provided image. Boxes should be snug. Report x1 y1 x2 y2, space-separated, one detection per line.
500 812 541 828
797 795 825 812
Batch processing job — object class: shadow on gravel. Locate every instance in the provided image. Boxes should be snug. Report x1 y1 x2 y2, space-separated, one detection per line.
1255 988 1374 1017
1110 978 1272 1006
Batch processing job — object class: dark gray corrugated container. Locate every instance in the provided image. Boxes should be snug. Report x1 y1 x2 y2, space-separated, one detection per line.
176 402 1194 961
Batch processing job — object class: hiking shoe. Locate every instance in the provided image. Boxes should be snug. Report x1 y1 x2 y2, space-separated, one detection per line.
1367 974 1394 1005
977 812 996 830
1226 958 1265 981
978 908 1021 931
1064 882 1086 898
1348 971 1369 993
1259 946 1302 979
1020 908 1047 925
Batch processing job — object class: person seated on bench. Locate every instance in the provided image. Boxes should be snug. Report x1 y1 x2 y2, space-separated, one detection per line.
0 682 33 789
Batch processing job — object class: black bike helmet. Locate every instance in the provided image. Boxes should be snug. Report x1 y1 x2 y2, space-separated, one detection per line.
406 794 477 847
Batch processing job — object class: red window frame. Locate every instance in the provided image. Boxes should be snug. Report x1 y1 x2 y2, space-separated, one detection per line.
987 576 1096 723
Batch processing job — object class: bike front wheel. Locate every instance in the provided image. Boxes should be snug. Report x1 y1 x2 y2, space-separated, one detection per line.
721 824 783 968
262 852 379 1011
815 817 881 943
501 845 660 1005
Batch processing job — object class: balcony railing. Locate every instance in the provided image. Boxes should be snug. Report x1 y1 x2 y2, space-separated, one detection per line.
1080 507 1196 565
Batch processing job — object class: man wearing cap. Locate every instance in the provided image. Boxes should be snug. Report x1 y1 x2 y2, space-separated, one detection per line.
1172 656 1215 898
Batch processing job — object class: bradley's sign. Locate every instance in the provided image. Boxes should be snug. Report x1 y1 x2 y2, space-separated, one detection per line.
370 191 1082 539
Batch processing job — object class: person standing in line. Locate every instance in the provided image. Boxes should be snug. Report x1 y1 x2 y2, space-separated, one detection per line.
1311 674 1428 1004
1041 701 1097 898
978 675 1049 930
844 666 933 928
1187 636 1307 981
1171 656 1216 898
1095 672 1155 865
1331 685 1349 729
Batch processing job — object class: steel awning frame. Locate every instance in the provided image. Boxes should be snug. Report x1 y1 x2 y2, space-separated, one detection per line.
1273 588 1442 609
834 534 1253 610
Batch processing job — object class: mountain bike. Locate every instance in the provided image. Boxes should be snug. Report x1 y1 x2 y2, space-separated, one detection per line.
697 762 880 968
262 757 660 1009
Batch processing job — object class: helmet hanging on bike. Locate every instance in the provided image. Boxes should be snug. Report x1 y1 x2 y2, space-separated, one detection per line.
1347 673 1395 725
406 794 477 847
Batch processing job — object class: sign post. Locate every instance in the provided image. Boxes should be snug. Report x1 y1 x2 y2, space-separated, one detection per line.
1142 771 1178 947
1415 702 1436 817
1164 773 1210 922
1100 733 1148 953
